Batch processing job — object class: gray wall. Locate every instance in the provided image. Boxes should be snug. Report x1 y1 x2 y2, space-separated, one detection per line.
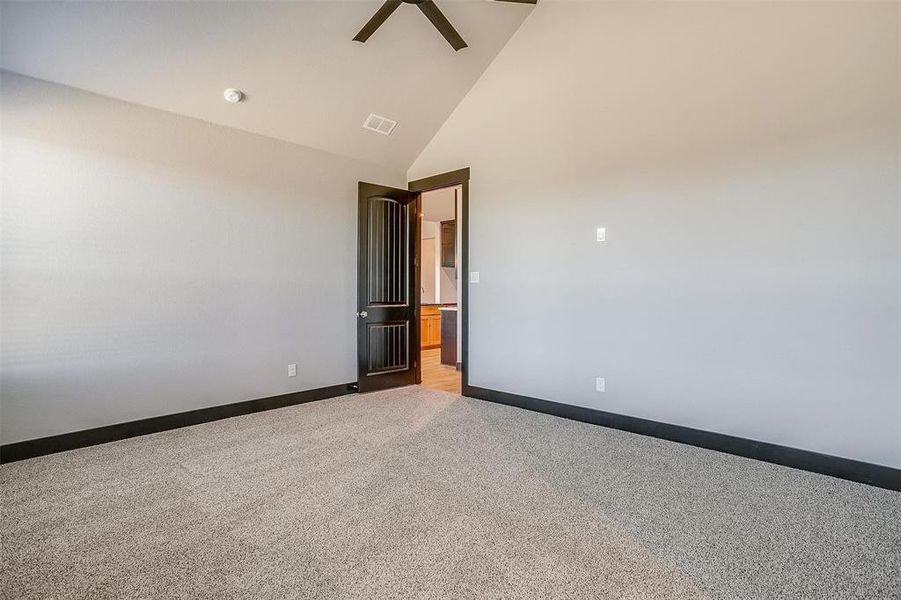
409 2 901 467
1 72 404 444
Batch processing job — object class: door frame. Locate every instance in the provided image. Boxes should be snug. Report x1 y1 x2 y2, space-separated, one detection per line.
408 168 470 392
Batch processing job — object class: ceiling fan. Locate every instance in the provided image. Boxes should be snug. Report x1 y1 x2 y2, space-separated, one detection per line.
354 0 537 52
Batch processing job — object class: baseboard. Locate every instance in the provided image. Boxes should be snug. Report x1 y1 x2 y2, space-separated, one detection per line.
0 382 357 464
463 385 900 492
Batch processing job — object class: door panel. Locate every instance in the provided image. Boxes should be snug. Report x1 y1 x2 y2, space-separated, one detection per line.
357 183 417 392
367 322 409 373
367 197 407 305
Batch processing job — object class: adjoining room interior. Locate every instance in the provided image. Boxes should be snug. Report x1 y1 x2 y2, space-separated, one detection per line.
419 185 462 394
1 1 899 598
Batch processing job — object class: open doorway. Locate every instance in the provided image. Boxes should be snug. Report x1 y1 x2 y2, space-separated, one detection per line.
417 185 462 394
354 169 469 396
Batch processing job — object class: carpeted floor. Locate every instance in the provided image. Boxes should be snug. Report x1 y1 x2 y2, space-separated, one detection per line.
2 386 899 599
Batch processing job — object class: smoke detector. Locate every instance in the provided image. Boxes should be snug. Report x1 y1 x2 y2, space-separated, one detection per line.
363 113 397 136
223 88 245 103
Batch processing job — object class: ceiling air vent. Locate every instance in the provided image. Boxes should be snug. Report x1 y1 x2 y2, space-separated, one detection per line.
363 113 397 136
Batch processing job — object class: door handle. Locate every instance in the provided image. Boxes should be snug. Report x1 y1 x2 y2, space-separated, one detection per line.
357 311 368 318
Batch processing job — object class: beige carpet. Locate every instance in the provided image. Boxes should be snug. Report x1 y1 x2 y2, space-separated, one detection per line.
2 386 899 599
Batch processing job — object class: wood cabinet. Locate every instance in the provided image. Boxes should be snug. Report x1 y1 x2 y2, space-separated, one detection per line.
440 220 456 268
420 306 441 349
440 309 457 366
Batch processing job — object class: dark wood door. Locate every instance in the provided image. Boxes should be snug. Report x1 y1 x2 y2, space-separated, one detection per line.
357 182 418 392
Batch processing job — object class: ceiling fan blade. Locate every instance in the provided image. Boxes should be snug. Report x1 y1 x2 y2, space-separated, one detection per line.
353 0 403 43
417 0 467 51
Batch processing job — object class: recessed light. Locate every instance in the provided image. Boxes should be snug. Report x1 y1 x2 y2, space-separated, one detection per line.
223 88 245 103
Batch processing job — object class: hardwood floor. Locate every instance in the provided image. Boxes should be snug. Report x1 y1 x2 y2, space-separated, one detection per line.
420 347 461 394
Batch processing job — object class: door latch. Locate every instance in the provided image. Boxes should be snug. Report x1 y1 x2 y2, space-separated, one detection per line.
356 311 368 318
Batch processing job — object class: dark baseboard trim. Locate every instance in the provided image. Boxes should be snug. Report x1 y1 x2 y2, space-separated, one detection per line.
463 385 900 492
1 383 357 464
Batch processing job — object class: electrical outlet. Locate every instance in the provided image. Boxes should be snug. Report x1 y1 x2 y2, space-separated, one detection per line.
596 377 605 392
470 271 480 284
596 227 606 242
288 364 297 377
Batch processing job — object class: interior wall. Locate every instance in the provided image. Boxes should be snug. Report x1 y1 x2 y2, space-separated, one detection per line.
438 267 456 305
1 72 404 444
421 188 458 305
409 2 901 467
421 222 438 304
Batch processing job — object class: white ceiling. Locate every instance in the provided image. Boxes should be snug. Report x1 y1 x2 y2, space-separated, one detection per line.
0 0 533 171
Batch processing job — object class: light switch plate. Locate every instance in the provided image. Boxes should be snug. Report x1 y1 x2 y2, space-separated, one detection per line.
596 377 606 392
596 227 606 242
470 271 480 284
288 364 297 377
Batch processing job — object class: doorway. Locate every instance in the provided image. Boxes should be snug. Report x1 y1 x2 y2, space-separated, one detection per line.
409 168 470 396
356 168 469 396
417 185 461 394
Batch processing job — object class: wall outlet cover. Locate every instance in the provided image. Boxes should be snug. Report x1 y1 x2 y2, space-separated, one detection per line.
288 364 297 377
596 377 605 392
596 227 606 242
470 271 480 284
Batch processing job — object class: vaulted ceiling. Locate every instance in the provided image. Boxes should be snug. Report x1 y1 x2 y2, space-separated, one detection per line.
0 1 533 170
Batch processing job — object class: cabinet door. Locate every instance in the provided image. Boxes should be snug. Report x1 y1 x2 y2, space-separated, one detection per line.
420 316 430 347
429 315 442 346
440 220 456 268
420 313 442 349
